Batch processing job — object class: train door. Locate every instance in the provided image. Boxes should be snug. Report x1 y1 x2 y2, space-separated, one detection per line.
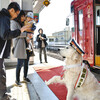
95 5 100 66
77 8 84 50
77 4 94 65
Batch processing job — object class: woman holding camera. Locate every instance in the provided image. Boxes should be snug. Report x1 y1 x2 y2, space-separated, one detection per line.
11 11 34 86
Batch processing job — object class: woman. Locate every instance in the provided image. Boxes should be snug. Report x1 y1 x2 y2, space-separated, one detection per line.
36 28 48 63
11 10 34 86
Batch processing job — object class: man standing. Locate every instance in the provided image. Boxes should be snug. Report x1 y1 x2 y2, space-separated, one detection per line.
0 2 29 100
36 28 48 63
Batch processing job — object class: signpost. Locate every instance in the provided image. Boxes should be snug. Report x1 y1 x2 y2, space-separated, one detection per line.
43 0 50 7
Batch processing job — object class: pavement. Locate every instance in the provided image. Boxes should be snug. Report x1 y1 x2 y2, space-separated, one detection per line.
6 52 64 100
6 51 100 100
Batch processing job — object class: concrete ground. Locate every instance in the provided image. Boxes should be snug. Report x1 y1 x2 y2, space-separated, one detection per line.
6 52 64 100
6 52 100 100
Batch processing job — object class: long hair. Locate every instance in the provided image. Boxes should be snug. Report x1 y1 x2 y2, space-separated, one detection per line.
15 10 25 27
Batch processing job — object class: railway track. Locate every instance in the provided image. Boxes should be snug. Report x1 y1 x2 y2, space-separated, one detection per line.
34 49 65 61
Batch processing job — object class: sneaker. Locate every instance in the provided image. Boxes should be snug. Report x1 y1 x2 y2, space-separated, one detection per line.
15 81 22 87
3 94 11 100
3 94 16 100
40 61 42 63
24 78 30 83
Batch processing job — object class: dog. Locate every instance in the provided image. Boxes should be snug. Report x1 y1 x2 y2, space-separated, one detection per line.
45 39 100 100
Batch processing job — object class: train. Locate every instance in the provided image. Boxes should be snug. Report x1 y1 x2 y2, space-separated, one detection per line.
66 0 100 68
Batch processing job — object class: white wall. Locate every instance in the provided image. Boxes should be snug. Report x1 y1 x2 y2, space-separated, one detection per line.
0 0 9 10
22 0 33 11
9 0 22 9
0 0 1 10
0 0 22 10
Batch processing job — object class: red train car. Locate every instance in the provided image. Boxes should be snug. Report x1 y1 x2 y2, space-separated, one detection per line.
70 0 100 68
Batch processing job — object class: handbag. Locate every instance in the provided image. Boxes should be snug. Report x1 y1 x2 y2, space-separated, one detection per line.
28 42 35 56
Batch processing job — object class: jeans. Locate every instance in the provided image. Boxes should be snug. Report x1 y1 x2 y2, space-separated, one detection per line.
0 59 7 100
39 47 47 62
16 51 30 82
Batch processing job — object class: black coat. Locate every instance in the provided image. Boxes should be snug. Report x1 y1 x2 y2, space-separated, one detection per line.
36 33 47 48
0 9 21 58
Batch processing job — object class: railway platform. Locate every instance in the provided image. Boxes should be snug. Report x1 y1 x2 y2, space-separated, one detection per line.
6 51 100 100
6 51 64 100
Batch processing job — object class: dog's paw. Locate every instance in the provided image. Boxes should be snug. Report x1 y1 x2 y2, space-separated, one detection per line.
45 80 50 86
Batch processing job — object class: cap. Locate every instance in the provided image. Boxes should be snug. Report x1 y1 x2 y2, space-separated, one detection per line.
70 39 85 54
26 12 34 19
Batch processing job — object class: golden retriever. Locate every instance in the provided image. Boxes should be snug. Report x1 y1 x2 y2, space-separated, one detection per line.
46 44 100 100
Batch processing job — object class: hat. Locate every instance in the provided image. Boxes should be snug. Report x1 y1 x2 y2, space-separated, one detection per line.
70 39 85 54
26 12 34 19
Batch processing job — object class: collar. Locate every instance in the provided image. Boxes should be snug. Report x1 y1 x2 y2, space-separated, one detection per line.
64 63 82 69
60 63 81 79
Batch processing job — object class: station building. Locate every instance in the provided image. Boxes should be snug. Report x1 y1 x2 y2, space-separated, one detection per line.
47 27 71 45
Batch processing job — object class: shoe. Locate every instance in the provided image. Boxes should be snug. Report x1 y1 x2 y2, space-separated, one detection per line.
24 77 30 83
3 94 16 100
3 94 11 100
15 81 22 87
40 61 42 63
45 61 48 63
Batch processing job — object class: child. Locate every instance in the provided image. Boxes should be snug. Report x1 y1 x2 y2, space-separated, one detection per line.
24 12 36 51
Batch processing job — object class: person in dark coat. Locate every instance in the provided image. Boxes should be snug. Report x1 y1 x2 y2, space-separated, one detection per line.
36 28 48 63
0 2 30 100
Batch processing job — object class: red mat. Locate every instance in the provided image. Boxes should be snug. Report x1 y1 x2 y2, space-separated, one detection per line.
34 66 78 100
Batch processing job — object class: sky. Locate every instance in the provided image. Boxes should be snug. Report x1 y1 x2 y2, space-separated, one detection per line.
34 0 72 38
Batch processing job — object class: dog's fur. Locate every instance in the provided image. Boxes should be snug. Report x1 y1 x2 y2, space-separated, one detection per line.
45 45 100 100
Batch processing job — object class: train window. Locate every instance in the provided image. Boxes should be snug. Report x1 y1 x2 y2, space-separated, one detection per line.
95 0 100 4
96 6 100 25
49 39 54 42
55 38 58 42
71 13 75 32
96 27 100 55
66 18 69 26
66 13 74 32
78 10 83 31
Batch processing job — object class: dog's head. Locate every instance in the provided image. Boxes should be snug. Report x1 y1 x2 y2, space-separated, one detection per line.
59 39 85 65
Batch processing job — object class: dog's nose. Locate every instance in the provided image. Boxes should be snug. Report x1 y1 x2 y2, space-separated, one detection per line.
63 56 66 58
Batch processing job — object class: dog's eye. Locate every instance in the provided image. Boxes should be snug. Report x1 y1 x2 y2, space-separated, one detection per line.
66 47 69 49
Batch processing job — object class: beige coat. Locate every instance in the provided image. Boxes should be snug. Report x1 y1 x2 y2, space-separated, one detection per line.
10 20 34 59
